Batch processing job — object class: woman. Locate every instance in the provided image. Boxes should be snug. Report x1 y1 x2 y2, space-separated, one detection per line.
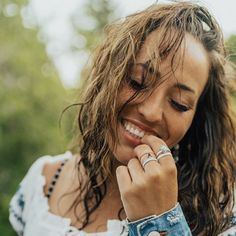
9 1 236 236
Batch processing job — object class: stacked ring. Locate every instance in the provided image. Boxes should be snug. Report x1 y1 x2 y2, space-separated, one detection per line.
156 145 171 163
141 153 158 168
140 153 152 163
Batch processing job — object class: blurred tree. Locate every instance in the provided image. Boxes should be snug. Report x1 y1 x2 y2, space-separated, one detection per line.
0 0 117 235
72 0 117 52
0 0 73 235
70 0 118 87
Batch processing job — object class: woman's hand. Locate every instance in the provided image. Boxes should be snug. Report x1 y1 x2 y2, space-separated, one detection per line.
116 135 178 221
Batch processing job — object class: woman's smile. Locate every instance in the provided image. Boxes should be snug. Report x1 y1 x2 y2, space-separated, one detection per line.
123 120 145 139
120 119 144 147
119 117 165 150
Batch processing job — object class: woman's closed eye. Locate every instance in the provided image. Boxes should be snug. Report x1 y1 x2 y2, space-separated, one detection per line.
170 99 191 112
128 77 192 112
128 78 146 90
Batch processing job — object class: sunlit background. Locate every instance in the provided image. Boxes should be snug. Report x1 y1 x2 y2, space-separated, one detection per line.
0 0 236 235
29 0 236 87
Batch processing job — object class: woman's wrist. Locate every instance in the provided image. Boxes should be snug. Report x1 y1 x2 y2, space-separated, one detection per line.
126 203 179 223
127 203 192 236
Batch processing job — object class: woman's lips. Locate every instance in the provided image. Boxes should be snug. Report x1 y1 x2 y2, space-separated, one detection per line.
120 120 143 146
123 120 145 138
122 118 161 138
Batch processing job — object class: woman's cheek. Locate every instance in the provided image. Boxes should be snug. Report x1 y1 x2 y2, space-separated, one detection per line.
167 116 194 147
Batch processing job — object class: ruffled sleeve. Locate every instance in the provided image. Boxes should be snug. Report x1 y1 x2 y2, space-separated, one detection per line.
9 155 53 236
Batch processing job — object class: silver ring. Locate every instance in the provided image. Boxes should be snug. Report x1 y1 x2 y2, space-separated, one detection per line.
156 145 171 157
140 152 151 163
156 153 171 163
142 155 157 168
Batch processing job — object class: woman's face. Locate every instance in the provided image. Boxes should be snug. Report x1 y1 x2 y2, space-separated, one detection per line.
113 31 210 165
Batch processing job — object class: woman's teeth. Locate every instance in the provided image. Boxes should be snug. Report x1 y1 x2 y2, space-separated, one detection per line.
123 121 145 139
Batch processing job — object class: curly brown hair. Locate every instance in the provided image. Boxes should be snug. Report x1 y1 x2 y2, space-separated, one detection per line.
67 2 236 235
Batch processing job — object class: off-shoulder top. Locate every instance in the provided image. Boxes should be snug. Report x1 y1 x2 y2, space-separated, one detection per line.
9 152 236 236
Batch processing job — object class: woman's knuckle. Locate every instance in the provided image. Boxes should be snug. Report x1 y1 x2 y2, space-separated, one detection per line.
135 180 147 190
148 172 160 182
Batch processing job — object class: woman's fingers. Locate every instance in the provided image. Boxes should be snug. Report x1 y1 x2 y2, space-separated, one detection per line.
116 165 132 193
141 135 175 168
116 134 178 220
127 158 144 183
134 144 160 173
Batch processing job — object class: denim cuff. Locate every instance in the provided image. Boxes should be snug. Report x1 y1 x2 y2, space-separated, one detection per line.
127 203 192 236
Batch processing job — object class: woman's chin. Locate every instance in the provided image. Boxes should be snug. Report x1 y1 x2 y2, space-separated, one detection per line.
112 147 136 166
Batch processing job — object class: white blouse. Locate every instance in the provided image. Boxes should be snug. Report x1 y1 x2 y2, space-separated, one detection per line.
9 152 128 236
9 152 236 236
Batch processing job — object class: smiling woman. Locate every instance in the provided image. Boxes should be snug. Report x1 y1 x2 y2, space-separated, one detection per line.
9 1 236 236
115 32 210 163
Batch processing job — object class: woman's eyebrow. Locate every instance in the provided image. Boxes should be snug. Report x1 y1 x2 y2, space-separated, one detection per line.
136 61 160 78
174 83 196 94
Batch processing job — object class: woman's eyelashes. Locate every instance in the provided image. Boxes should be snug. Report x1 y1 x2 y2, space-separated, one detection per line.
128 77 146 90
128 77 191 112
170 99 191 112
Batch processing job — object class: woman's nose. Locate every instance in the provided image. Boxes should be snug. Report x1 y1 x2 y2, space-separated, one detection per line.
137 91 165 123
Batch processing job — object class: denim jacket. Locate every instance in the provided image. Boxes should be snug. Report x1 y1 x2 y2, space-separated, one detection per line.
127 203 192 236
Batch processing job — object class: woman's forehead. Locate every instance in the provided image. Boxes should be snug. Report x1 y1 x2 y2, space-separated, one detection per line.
136 28 209 69
135 31 210 97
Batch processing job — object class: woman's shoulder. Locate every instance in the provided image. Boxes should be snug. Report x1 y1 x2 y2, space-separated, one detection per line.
10 151 73 201
34 151 73 171
9 151 74 235
41 151 73 178
42 151 76 197
16 151 73 192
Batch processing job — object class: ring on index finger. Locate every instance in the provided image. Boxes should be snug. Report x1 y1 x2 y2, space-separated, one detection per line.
140 152 152 163
141 153 158 168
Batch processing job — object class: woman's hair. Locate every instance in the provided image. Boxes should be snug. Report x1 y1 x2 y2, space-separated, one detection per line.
69 1 236 235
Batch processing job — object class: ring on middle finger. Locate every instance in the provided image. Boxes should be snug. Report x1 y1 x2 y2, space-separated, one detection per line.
156 145 171 157
156 145 172 162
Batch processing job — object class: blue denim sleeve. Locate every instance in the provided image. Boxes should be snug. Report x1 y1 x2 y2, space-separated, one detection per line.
127 203 192 236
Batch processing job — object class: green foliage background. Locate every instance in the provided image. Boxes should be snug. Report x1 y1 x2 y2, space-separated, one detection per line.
0 0 116 235
0 0 73 235
0 0 235 235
